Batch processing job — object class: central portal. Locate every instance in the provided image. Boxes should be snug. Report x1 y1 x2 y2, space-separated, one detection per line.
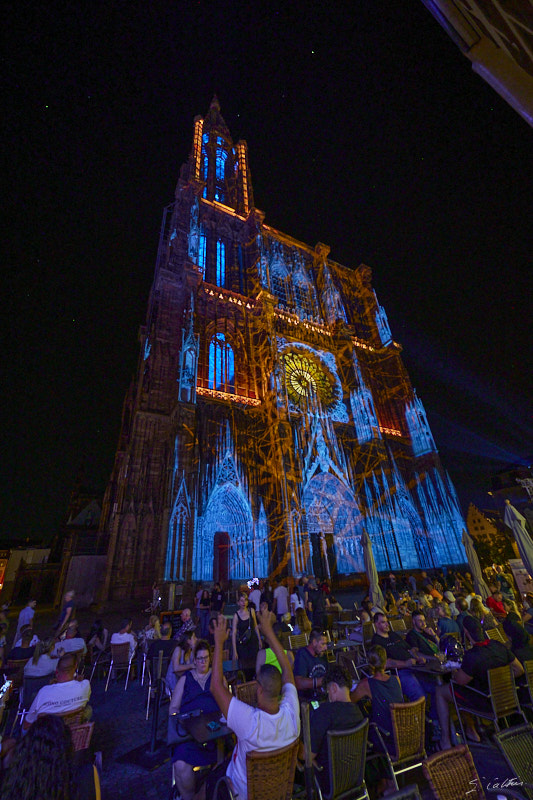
213 531 230 583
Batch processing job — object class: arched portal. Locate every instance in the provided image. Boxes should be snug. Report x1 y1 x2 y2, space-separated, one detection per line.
304 473 364 575
194 482 256 581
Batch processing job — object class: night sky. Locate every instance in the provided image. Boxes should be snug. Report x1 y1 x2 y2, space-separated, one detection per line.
3 1 532 544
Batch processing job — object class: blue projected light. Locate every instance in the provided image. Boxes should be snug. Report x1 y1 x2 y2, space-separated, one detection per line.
216 148 227 182
198 229 206 277
208 333 234 392
216 240 225 286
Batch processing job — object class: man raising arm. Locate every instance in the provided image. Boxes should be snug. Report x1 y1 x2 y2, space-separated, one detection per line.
207 608 300 800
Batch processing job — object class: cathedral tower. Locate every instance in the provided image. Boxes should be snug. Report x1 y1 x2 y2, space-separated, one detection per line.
99 100 466 599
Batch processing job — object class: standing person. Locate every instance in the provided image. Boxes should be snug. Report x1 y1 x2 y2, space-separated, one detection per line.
210 582 226 614
273 578 289 621
54 590 75 636
231 593 261 680
206 609 300 800
290 585 304 618
198 589 211 638
248 581 262 612
260 580 274 610
13 600 36 646
307 579 327 630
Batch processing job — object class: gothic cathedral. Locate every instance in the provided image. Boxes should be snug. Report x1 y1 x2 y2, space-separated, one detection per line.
99 99 466 600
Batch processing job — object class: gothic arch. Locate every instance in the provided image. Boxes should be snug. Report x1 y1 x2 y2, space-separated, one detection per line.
194 482 256 580
304 472 364 575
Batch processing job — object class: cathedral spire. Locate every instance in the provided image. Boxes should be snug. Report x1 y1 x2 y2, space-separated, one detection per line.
189 100 253 215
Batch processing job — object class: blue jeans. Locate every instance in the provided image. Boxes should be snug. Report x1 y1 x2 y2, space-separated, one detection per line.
398 669 438 724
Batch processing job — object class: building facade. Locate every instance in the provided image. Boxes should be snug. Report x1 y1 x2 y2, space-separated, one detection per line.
99 99 466 600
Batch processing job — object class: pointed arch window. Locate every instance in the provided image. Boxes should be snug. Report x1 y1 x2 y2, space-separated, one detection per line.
216 240 226 286
215 137 227 202
271 265 288 307
208 333 235 392
198 227 207 277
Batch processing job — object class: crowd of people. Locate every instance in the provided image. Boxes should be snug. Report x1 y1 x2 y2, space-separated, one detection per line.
0 564 531 799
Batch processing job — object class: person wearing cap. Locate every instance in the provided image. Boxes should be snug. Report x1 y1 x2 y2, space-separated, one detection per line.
435 615 523 750
443 591 458 619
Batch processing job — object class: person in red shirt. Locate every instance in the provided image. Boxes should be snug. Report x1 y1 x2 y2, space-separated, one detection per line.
486 590 506 620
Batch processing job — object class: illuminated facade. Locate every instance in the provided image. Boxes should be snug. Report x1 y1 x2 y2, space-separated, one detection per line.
99 99 466 599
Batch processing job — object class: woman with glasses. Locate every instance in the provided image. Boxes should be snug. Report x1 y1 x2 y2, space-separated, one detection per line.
169 639 220 800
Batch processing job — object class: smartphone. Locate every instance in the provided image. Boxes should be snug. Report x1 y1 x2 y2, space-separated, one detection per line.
310 700 319 710
207 720 221 731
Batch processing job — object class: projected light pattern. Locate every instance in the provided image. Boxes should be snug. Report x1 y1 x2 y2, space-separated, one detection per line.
102 100 467 601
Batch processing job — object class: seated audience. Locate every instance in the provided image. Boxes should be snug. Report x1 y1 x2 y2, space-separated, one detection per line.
12 623 39 649
143 614 161 644
293 629 329 697
299 664 362 796
1 714 100 800
293 606 312 635
8 629 36 663
435 602 460 637
24 653 91 729
371 612 427 701
435 615 523 749
87 618 108 652
406 610 440 656
486 589 507 620
173 608 196 641
110 618 137 658
352 645 403 740
24 637 57 677
53 621 87 657
454 597 471 637
502 605 533 664
168 639 219 800
469 597 497 630
147 622 175 660
205 609 300 800
443 591 458 618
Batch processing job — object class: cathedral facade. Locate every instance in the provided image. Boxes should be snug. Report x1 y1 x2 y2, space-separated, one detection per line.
99 99 466 600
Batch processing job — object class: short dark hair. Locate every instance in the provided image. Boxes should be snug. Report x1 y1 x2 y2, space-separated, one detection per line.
309 629 325 644
258 663 282 698
323 664 351 690
412 610 425 621
160 622 171 637
120 618 132 631
456 598 469 612
373 611 386 623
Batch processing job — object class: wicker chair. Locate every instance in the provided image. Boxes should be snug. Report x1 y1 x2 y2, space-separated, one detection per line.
337 650 360 683
390 619 407 633
105 642 135 691
234 680 258 707
451 664 526 743
494 723 533 800
89 647 111 683
486 626 508 644
384 786 422 800
145 651 172 719
521 660 533 712
315 718 369 800
70 721 94 752
11 672 54 731
56 708 85 727
370 696 426 791
423 745 486 800
5 658 30 690
213 738 298 800
288 633 308 650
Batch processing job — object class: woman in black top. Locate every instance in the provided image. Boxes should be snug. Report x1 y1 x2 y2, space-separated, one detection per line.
231 592 261 680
